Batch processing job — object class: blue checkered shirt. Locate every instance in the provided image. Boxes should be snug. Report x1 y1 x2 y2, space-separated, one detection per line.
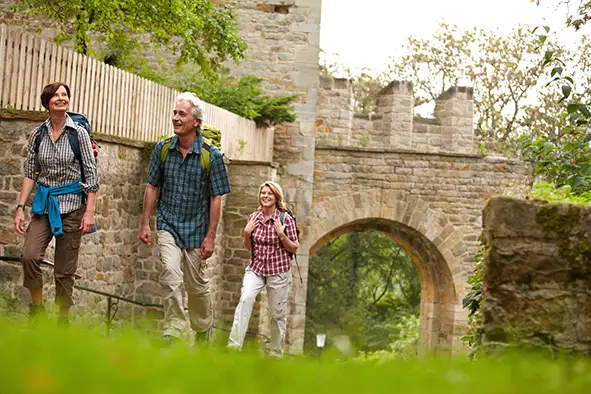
147 133 230 249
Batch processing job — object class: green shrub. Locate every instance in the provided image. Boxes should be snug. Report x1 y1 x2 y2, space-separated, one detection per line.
530 181 591 204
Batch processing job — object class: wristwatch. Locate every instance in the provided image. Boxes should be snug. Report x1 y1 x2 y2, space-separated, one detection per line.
279 233 286 241
15 204 25 211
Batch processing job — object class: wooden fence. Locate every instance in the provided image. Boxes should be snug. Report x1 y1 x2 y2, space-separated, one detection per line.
0 24 273 161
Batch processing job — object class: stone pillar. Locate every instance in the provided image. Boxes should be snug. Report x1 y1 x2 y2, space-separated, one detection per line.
375 81 414 148
226 0 322 354
433 87 474 153
316 76 355 146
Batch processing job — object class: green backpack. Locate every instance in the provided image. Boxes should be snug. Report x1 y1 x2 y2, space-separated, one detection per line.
159 125 222 173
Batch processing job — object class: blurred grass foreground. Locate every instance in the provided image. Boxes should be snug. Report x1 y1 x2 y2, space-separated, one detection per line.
0 317 591 394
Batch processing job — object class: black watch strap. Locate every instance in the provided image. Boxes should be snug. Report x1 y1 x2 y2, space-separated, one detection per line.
16 204 25 210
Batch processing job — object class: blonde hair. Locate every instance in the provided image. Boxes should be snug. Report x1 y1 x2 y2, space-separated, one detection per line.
258 181 287 211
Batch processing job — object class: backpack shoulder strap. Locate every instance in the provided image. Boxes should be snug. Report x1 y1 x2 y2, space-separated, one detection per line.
33 125 46 154
67 129 82 163
68 129 85 192
159 137 173 166
279 210 286 225
201 138 212 174
66 128 86 203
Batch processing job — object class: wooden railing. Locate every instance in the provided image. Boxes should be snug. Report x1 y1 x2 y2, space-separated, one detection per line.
0 24 273 161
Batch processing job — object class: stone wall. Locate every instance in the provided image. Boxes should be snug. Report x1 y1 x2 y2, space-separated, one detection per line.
0 0 60 39
481 197 591 355
316 77 475 153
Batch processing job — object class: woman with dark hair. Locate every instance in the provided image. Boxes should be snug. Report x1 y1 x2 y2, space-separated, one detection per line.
13 82 99 323
227 181 299 357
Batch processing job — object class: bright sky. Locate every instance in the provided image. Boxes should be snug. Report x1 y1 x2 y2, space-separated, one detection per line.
319 0 580 74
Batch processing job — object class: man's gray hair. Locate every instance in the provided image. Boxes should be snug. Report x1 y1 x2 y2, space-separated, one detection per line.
176 92 204 126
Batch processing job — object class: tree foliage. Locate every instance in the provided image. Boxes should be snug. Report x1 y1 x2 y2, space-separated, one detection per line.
389 23 475 108
388 23 555 145
305 231 420 356
528 4 591 194
12 0 247 76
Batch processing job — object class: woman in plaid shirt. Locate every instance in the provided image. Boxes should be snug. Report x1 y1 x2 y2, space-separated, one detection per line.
13 82 99 323
228 181 299 357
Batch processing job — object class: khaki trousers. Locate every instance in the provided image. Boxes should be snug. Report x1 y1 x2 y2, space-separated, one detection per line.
158 230 212 338
20 207 84 307
228 268 291 357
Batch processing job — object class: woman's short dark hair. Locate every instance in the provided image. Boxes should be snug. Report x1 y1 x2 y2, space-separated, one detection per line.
41 82 71 110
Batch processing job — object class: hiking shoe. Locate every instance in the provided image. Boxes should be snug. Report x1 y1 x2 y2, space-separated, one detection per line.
28 303 46 320
194 329 211 346
162 335 179 346
57 316 70 328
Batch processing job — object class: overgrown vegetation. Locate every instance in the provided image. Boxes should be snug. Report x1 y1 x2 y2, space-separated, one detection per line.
461 239 485 359
305 231 420 358
530 181 591 204
1 317 591 393
526 4 591 196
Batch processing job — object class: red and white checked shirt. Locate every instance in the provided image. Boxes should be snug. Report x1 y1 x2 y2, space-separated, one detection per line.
248 209 297 276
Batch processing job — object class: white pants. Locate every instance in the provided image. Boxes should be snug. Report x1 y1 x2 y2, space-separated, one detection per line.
158 230 212 338
228 268 291 356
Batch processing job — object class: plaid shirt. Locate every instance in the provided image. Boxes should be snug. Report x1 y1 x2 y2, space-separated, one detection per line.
248 209 297 276
147 133 231 249
24 115 100 214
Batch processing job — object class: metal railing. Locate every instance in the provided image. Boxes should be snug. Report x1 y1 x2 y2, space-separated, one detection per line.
0 255 162 335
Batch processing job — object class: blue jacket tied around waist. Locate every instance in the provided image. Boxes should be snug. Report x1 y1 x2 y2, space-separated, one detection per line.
32 180 96 237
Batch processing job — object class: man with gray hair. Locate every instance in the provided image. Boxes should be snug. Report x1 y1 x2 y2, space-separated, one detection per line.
139 92 230 344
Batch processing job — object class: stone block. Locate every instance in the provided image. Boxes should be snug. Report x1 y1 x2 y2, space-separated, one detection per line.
482 197 591 355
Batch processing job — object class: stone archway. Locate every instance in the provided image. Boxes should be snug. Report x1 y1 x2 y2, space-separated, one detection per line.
304 189 469 354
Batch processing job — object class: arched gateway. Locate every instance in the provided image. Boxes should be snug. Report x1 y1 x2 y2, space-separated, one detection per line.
307 191 464 354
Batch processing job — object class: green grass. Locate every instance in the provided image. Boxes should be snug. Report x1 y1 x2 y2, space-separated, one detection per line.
0 317 590 394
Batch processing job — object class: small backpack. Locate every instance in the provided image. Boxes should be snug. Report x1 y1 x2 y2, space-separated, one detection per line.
33 112 98 185
158 124 222 174
279 208 300 242
279 208 303 284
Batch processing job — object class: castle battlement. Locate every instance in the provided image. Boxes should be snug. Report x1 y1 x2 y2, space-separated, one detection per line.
316 76 475 153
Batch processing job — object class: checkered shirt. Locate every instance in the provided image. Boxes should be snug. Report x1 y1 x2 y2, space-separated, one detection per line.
147 133 231 249
24 115 100 214
248 209 297 276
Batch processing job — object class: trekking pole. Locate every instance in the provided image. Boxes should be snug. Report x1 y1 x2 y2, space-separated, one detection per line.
294 255 303 284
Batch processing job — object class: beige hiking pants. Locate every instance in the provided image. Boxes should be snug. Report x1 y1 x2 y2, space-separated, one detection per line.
228 268 291 356
158 230 212 338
